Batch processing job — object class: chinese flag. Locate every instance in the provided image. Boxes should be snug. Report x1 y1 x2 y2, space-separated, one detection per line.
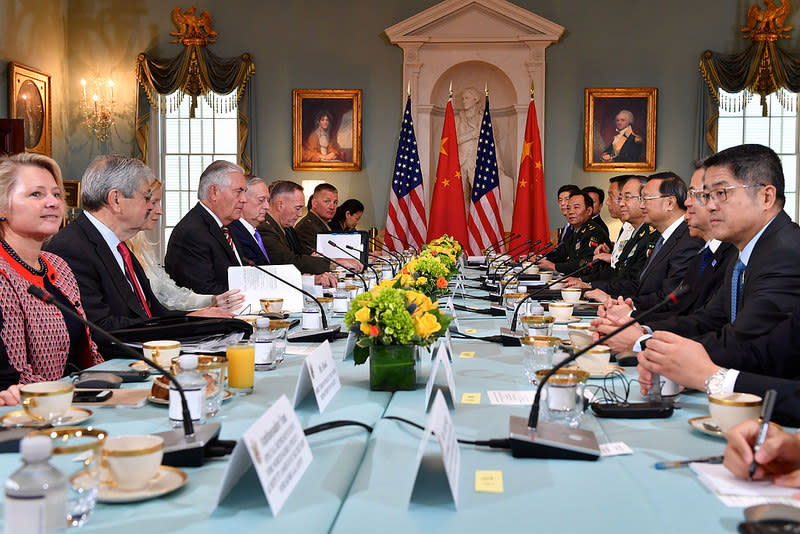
510 96 549 253
427 99 468 244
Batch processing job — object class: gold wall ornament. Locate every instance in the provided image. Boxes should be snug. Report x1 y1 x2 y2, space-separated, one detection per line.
741 0 793 41
170 6 218 45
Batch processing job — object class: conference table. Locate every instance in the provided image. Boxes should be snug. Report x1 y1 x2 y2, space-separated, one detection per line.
0 295 760 533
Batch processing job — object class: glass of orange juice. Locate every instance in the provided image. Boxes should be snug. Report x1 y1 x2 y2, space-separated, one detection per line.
227 341 255 395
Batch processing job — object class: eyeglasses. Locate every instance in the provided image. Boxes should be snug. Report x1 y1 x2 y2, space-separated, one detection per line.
622 193 639 202
638 194 670 203
694 184 764 206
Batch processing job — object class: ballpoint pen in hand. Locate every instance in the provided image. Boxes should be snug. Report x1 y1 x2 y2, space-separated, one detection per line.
749 389 777 479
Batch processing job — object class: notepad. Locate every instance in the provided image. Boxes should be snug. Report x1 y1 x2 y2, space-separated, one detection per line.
690 462 800 507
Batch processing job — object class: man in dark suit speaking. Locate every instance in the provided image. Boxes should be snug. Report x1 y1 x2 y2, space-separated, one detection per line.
165 161 248 295
47 155 229 331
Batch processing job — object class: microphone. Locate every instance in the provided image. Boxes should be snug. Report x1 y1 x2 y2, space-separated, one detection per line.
485 232 519 254
508 284 689 460
27 285 229 467
307 246 367 291
499 242 554 294
487 239 535 278
508 261 596 334
246 261 342 342
327 240 378 280
347 244 396 277
384 230 419 254
370 237 404 263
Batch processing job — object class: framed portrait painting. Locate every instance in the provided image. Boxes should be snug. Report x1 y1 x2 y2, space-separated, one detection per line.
8 62 52 157
292 89 361 171
584 87 656 172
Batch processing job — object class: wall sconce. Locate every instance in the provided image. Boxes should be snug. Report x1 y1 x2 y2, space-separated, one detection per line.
79 77 115 142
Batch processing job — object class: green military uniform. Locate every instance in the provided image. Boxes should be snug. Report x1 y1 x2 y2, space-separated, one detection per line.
545 220 610 275
294 210 331 253
583 223 660 283
592 223 661 292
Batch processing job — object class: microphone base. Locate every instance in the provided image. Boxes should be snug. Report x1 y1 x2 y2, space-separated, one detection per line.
508 416 600 461
287 325 342 343
499 327 522 346
155 421 223 467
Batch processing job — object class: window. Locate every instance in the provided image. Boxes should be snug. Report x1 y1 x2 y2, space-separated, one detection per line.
152 93 238 256
716 89 798 220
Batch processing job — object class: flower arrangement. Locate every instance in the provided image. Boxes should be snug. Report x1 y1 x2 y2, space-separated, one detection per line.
344 285 452 365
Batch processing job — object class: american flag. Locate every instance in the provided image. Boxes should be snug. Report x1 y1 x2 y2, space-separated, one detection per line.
466 97 504 255
386 96 427 251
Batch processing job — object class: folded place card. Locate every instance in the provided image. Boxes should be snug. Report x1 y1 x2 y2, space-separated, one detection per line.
215 395 312 516
291 341 341 413
425 341 457 411
410 390 460 507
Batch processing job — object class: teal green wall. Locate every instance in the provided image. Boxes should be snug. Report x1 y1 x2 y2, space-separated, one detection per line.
1 0 797 231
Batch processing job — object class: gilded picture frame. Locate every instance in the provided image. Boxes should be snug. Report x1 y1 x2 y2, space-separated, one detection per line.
63 180 81 209
584 87 656 172
292 89 362 171
8 62 52 157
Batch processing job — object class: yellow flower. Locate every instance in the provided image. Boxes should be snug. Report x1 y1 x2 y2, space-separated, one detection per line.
377 278 395 290
414 312 440 337
398 273 415 287
416 276 427 286
404 259 418 273
360 322 371 335
406 290 435 314
354 306 371 323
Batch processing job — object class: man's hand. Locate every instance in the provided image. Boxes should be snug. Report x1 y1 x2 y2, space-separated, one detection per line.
638 330 719 392
190 307 236 318
563 277 591 289
315 272 337 288
537 259 555 271
725 420 800 486
212 289 246 312
597 296 634 321
337 258 363 273
590 315 641 352
0 385 20 406
593 243 611 264
585 288 610 303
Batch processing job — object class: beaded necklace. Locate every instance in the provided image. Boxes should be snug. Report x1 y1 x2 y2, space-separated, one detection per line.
0 238 47 277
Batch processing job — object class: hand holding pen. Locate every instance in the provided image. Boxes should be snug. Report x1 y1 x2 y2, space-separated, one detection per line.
749 389 778 479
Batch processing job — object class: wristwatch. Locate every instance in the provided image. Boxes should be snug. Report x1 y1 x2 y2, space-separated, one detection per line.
704 368 729 396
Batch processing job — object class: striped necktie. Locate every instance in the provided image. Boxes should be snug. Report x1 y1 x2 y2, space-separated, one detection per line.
116 242 152 318
253 230 270 263
222 226 236 253
730 260 745 322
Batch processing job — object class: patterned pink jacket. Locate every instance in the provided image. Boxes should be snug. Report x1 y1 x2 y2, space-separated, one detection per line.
0 251 103 383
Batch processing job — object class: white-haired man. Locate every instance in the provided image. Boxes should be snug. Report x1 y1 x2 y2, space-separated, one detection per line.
601 109 643 163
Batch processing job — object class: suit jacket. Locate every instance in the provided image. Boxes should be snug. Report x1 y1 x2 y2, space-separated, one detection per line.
165 203 244 295
591 215 609 238
545 220 610 275
257 212 330 274
557 223 573 247
45 213 175 331
666 241 737 318
585 223 659 283
229 219 270 265
651 211 800 355
294 211 331 253
595 220 701 310
705 310 800 427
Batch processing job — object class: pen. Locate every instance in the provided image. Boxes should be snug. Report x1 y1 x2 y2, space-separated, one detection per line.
749 389 777 479
654 455 724 470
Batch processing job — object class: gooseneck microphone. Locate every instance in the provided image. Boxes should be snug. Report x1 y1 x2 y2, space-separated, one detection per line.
508 284 689 460
327 240 378 280
370 237 405 265
384 231 419 254
485 232 520 254
487 239 535 278
348 244 396 277
27 284 231 467
306 246 367 291
499 242 554 295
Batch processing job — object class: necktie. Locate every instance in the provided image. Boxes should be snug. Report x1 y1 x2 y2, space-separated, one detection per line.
640 236 664 280
253 230 271 263
222 226 236 253
697 247 714 277
731 260 746 322
117 242 152 318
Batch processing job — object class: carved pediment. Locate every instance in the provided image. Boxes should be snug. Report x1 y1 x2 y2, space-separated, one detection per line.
386 0 564 43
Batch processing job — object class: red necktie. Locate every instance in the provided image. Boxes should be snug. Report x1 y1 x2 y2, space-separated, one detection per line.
222 226 236 253
117 242 152 318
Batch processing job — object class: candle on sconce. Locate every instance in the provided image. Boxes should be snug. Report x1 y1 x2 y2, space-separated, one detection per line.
108 80 114 101
80 78 86 98
93 94 98 113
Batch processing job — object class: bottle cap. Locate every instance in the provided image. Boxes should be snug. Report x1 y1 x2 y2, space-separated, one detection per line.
20 435 52 462
256 317 270 328
179 354 198 370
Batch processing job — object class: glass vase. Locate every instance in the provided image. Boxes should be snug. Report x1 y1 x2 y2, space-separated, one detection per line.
369 345 417 391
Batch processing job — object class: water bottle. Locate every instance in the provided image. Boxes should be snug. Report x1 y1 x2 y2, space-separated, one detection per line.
4 435 67 533
169 354 206 428
333 282 349 313
253 317 275 368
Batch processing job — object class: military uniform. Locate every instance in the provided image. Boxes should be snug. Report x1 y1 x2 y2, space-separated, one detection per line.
545 220 610 275
583 223 660 283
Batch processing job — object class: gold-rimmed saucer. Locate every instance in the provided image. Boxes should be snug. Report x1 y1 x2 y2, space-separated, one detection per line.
91 465 187 503
129 360 151 373
1 407 92 428
688 415 782 439
565 364 625 379
147 390 233 406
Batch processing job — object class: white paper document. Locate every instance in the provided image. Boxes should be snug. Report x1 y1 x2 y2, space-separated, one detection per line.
228 264 303 313
691 462 800 507
291 341 341 413
215 395 312 516
410 390 460 507
316 233 363 260
487 390 536 405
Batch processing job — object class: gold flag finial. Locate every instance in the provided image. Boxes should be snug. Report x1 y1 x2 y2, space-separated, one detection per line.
449 81 453 98
485 81 489 97
530 81 535 98
407 81 411 97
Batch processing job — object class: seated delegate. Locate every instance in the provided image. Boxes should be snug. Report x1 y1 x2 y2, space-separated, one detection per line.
329 198 364 233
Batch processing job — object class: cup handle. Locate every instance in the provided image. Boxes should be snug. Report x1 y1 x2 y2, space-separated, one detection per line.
22 397 45 421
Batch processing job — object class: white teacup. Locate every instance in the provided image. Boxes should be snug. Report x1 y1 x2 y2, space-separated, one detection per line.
539 272 553 282
260 298 283 314
103 434 164 491
561 287 583 303
567 323 593 349
708 393 763 432
548 301 574 322
575 345 611 373
142 340 180 368
20 382 74 422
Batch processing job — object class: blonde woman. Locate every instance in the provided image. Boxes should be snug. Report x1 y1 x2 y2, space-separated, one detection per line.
126 180 244 312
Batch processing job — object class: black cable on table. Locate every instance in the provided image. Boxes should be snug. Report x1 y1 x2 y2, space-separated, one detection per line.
383 415 510 449
303 420 373 436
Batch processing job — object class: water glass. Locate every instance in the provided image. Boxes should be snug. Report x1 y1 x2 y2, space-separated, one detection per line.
520 337 556 384
226 341 255 395
534 368 589 428
503 292 528 327
31 427 106 527
520 315 554 337
269 320 290 364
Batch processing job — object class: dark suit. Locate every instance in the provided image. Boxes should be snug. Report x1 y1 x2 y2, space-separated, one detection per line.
165 203 244 296
651 211 800 355
545 220 609 275
584 223 659 283
596 220 702 310
602 133 642 162
46 213 175 331
557 224 573 247
257 212 330 274
229 219 270 265
294 211 331 253
591 215 609 238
